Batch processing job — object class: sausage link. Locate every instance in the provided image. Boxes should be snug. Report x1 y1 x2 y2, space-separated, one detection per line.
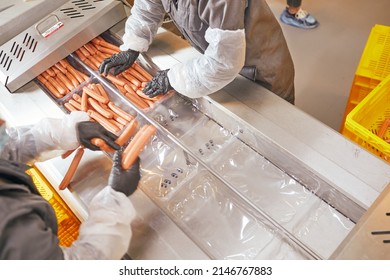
121 124 157 169
121 72 142 87
87 110 120 134
59 147 84 190
81 91 89 112
91 138 115 153
64 102 77 112
107 102 134 122
126 67 147 83
115 118 138 146
133 62 153 81
88 97 113 119
83 86 108 104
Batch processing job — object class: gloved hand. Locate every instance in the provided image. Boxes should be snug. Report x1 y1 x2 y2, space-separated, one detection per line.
76 121 120 151
98 49 140 76
143 69 173 98
108 149 140 196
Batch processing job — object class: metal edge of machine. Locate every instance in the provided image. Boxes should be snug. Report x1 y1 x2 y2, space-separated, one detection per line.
0 0 126 93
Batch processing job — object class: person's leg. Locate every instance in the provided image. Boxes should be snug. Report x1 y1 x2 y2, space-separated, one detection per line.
286 0 302 14
281 0 318 29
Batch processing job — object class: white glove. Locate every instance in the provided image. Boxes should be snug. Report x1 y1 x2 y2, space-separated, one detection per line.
31 111 89 154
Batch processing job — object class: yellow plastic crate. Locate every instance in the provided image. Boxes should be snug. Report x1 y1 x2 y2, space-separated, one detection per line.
340 24 390 133
345 74 390 162
355 24 390 80
26 166 81 247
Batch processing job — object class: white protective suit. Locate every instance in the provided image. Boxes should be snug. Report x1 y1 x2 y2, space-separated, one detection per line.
121 0 295 103
0 111 135 260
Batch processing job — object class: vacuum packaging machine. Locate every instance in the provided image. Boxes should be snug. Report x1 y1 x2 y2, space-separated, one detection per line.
1 0 390 260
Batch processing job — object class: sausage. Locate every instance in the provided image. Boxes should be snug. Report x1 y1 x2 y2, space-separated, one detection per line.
133 62 153 81
121 124 157 169
54 63 67 75
93 37 120 52
79 46 91 57
115 118 138 146
43 76 66 96
88 56 101 70
59 59 85 84
81 91 89 112
45 68 56 77
136 89 160 101
54 76 69 93
53 68 74 91
65 71 79 88
41 71 67 95
105 74 126 87
75 49 87 62
64 102 77 112
126 67 147 83
87 109 120 134
91 138 115 153
83 86 108 104
96 52 109 62
95 83 110 102
88 97 113 119
37 75 62 98
378 118 390 138
96 45 117 56
69 99 82 111
113 115 128 126
72 93 81 102
124 84 136 95
124 91 149 109
59 147 84 190
83 58 98 71
121 72 142 87
83 42 98 55
109 118 124 130
61 148 76 159
107 102 134 121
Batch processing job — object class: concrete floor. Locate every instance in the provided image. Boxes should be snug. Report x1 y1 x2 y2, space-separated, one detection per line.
267 0 390 131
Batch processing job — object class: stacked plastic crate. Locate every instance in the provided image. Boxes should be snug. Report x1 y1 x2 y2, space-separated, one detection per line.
341 24 390 163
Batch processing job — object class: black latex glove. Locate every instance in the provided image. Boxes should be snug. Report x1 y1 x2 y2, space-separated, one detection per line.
143 69 173 98
108 150 140 196
98 49 140 76
76 121 120 151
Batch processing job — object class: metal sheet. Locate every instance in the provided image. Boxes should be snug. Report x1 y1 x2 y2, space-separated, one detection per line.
0 0 126 92
0 0 69 46
331 183 390 259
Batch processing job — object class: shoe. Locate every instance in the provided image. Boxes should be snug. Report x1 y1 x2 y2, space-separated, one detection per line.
280 8 319 29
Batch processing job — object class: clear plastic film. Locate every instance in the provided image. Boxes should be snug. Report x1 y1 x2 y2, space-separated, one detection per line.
138 94 355 259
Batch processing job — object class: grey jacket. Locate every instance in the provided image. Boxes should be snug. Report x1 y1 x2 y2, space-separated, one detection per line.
0 160 64 259
125 0 295 103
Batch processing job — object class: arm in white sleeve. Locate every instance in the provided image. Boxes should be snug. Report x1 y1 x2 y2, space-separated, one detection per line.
62 186 136 260
1 111 89 163
120 0 166 52
167 28 246 98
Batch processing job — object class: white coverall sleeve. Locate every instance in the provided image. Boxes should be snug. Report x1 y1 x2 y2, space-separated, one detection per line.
1 111 89 163
62 186 136 260
167 28 246 98
120 0 166 52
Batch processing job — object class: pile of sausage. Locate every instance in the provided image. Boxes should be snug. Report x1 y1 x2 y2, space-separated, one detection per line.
74 36 163 110
36 59 89 99
59 82 157 190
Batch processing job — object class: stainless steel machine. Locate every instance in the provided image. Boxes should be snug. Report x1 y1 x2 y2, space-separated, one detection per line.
1 0 390 260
